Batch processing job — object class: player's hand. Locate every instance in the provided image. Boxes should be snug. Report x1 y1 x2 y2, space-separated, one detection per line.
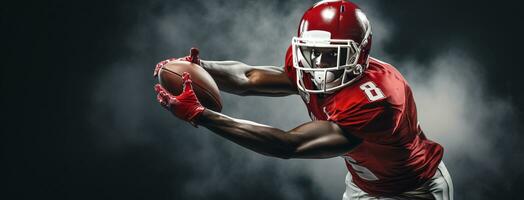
155 72 205 125
153 47 201 77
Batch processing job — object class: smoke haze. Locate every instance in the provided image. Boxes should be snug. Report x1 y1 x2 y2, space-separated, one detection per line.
3 0 523 200
85 0 523 199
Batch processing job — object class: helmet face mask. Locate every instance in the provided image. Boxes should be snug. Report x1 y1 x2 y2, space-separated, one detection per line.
292 29 369 94
291 1 371 94
298 46 351 69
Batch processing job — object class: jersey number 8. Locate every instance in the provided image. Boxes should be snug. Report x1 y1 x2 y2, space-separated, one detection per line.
360 81 385 101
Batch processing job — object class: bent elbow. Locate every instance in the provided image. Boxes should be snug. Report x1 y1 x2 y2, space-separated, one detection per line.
254 142 299 159
271 146 299 160
222 82 251 96
231 71 262 96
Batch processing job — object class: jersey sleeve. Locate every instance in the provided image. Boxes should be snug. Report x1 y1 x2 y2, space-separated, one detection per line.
332 101 402 141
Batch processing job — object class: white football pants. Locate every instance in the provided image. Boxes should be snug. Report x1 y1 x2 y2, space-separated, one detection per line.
342 161 453 200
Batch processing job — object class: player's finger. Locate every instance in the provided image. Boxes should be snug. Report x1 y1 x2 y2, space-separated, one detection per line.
154 58 178 77
190 48 199 57
156 93 164 104
154 60 167 77
155 85 173 102
189 47 200 64
154 84 164 93
153 65 160 77
157 93 168 108
156 85 173 98
182 72 193 92
160 92 176 109
159 90 170 100
182 72 192 82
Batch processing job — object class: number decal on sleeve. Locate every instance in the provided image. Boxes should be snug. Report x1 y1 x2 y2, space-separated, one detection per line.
360 81 385 101
343 156 379 181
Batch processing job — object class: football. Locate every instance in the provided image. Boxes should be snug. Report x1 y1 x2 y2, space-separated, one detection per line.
157 60 222 112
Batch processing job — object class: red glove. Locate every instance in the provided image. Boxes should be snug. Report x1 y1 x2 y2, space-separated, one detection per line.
155 72 205 125
153 47 201 77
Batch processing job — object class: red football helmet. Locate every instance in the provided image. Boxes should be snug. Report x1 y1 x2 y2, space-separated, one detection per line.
292 0 372 93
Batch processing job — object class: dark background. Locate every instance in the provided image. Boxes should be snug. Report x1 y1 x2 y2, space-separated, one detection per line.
2 0 523 199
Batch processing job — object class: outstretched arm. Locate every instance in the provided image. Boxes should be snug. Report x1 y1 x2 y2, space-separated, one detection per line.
155 71 361 159
154 48 297 97
195 109 361 159
200 60 296 96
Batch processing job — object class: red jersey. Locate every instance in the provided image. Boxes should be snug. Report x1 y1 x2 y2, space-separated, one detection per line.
283 47 443 196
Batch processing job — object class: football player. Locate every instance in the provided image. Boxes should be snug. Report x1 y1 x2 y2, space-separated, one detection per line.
153 0 453 199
